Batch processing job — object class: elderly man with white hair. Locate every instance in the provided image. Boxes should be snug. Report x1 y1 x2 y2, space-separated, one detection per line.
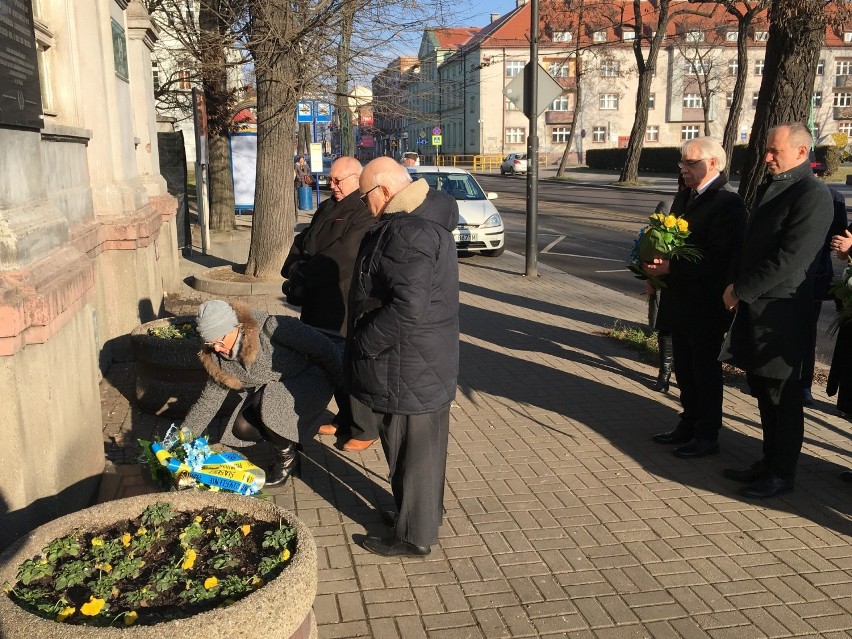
645 136 747 459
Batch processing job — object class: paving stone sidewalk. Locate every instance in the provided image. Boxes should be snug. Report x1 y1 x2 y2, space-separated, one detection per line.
99 220 852 638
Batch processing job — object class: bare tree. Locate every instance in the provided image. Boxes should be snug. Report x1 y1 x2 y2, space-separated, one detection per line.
737 0 838 206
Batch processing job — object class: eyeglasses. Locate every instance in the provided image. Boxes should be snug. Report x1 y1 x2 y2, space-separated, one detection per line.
359 185 380 204
329 173 355 187
678 158 708 168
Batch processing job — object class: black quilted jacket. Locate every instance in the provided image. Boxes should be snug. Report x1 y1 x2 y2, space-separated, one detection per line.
345 179 460 415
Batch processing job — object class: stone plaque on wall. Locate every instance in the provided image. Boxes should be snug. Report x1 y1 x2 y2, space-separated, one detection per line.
0 0 44 129
111 18 129 82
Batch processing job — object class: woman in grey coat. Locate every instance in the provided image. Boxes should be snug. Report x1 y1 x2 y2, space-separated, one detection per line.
182 300 343 485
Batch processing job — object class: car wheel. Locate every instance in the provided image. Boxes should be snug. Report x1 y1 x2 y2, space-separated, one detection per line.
500 167 505 175
482 245 505 258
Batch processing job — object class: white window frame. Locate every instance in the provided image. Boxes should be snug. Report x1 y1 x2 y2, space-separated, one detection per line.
836 61 852 76
600 59 620 77
754 31 769 42
593 30 607 42
506 61 524 78
845 32 852 43
725 31 738 42
834 93 852 108
505 127 525 144
599 93 619 110
549 62 570 78
683 93 703 109
726 93 734 108
839 122 852 136
645 125 659 142
549 95 569 111
812 91 822 108
728 60 738 76
647 93 656 110
685 31 704 43
755 59 765 76
551 126 571 143
818 59 825 75
622 29 636 41
681 125 700 140
552 31 572 42
592 126 606 142
752 92 760 108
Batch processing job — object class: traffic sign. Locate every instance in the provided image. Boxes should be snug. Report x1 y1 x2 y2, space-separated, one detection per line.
297 101 312 123
432 134 443 146
432 126 442 135
503 63 565 118
416 136 428 145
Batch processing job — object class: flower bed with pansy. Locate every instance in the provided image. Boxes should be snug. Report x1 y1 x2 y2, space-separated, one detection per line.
2 501 295 628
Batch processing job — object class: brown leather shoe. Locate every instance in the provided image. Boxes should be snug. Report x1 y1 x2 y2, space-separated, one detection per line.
342 438 378 452
317 424 337 436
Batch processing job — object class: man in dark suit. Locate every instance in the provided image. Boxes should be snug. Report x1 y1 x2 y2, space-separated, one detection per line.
282 156 378 451
646 137 747 458
721 123 834 499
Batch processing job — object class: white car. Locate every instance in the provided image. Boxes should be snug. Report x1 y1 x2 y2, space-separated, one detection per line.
407 166 505 257
500 153 527 175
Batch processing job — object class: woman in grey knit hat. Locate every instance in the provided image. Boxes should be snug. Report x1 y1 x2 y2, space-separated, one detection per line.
184 300 344 485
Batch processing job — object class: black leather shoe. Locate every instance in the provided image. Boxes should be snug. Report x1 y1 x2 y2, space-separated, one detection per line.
673 439 719 458
652 427 693 445
380 510 399 528
362 536 431 557
265 442 301 486
802 388 815 406
723 460 766 483
840 470 852 483
740 474 794 499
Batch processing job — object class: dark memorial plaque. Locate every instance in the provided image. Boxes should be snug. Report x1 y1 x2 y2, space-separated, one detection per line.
0 0 43 129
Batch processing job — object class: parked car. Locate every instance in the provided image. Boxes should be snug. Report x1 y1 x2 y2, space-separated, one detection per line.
500 153 527 175
407 166 505 257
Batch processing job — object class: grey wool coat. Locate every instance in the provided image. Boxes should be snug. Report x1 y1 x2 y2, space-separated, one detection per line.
181 302 344 446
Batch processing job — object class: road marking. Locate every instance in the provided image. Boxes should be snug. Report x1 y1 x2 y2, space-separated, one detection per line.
551 253 624 262
595 268 630 273
541 236 566 254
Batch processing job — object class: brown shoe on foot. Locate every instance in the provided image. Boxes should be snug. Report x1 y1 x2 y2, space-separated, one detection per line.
317 424 337 436
342 438 378 452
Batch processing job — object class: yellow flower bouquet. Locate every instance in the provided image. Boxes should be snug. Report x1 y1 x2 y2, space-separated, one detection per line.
627 212 702 288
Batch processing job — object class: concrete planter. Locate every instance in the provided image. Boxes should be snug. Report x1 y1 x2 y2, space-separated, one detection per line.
0 492 317 639
130 315 206 417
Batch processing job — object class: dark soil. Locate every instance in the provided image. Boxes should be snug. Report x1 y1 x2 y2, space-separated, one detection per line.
6 505 294 627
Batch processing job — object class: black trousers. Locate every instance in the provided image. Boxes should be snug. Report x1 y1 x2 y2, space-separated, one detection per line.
333 387 378 441
353 399 450 547
747 374 804 481
671 329 725 440
801 300 823 389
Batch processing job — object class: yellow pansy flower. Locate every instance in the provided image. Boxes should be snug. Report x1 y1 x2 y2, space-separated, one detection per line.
103 564 112 573
136 526 147 536
121 532 131 547
91 538 104 547
181 549 197 570
194 516 203 523
280 549 291 562
663 215 676 229
240 525 251 536
80 596 105 616
676 218 689 233
252 576 263 587
124 610 139 625
56 606 75 622
204 576 219 589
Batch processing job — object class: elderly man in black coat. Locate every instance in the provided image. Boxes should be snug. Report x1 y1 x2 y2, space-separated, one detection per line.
646 137 747 459
721 123 834 499
282 156 378 452
346 157 459 557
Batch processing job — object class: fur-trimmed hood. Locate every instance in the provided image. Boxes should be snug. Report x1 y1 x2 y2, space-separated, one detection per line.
197 301 260 390
382 178 458 232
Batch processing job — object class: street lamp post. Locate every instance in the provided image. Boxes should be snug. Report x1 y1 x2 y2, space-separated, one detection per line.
479 119 484 155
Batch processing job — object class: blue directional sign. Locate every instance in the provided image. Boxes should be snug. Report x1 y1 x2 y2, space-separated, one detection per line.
297 101 312 123
315 102 332 123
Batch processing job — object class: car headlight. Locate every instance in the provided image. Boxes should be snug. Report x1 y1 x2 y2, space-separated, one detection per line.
480 212 503 229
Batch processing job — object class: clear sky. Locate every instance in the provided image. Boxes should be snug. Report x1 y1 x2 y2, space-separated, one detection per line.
457 1 520 27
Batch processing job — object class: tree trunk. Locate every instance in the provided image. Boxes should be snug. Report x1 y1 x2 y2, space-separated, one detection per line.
337 7 355 157
557 3 584 178
721 20 751 165
244 57 298 279
199 0 235 231
737 0 825 207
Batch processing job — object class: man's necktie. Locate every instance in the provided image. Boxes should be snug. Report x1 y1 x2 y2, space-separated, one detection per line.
687 189 698 207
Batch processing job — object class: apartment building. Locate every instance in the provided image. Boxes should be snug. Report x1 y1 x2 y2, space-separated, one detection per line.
372 0 852 163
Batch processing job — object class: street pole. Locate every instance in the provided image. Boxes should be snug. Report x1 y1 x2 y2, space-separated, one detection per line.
525 0 539 277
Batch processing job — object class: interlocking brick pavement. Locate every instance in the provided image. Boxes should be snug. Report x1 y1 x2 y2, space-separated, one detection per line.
97 216 852 637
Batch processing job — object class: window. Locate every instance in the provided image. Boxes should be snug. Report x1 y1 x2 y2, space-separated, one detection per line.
817 59 825 75
622 29 635 41
845 32 852 43
681 125 700 140
840 122 852 136
506 97 520 111
684 59 710 75
683 93 703 109
506 127 525 144
506 61 524 77
551 126 571 143
813 92 822 108
599 93 618 110
812 124 820 139
177 69 191 90
685 31 704 42
152 61 160 91
752 92 760 108
592 126 606 142
834 93 852 107
600 59 619 77
755 59 764 76
726 93 733 108
728 60 738 76
754 31 769 42
593 30 607 42
552 31 572 42
36 42 54 113
549 95 569 111
725 31 738 42
837 60 852 77
647 93 655 110
549 62 570 78
645 125 659 142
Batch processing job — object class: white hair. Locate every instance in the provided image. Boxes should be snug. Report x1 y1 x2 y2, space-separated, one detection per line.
681 136 727 171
